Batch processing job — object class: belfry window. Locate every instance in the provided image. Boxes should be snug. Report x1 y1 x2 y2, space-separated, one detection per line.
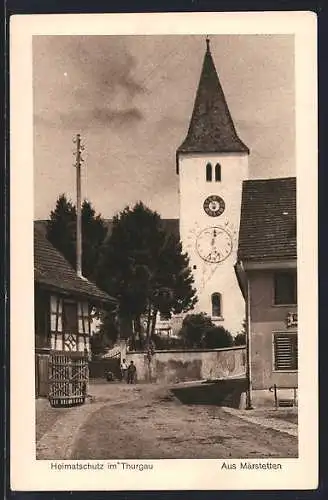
215 163 221 182
211 293 222 317
206 163 212 182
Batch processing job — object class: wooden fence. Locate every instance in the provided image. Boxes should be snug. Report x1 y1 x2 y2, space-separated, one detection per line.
48 350 88 407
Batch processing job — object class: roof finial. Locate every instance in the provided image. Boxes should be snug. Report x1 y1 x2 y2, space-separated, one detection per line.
206 36 210 53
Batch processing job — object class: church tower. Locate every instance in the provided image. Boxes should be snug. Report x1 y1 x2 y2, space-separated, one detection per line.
176 39 249 334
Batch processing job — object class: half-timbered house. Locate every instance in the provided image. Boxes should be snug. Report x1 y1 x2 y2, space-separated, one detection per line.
34 225 117 399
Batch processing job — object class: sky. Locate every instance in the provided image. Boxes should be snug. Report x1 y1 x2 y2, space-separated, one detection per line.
33 34 295 220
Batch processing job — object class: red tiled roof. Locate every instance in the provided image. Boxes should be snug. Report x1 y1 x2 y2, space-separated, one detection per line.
177 41 249 164
238 177 297 262
34 226 116 303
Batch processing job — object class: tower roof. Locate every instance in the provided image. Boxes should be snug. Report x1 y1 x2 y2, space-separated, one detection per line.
177 38 249 158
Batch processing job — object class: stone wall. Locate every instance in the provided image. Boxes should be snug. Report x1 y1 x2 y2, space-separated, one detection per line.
125 346 246 384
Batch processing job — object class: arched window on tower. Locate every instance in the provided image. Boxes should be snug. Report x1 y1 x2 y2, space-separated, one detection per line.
212 293 222 318
215 163 221 182
206 163 212 182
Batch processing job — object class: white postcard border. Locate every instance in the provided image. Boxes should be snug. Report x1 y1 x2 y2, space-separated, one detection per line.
10 11 318 491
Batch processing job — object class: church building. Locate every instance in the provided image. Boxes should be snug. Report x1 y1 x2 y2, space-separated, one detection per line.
171 38 297 394
155 39 297 396
175 38 249 334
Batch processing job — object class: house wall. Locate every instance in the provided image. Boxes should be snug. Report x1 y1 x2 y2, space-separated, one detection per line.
49 295 91 353
35 290 92 397
249 270 298 390
126 346 246 384
35 288 50 349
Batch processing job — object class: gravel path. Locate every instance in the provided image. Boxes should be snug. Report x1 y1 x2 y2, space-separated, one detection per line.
36 383 298 460
37 401 105 460
72 393 298 460
36 384 146 460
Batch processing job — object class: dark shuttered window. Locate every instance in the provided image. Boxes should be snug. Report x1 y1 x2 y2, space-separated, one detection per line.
273 333 298 371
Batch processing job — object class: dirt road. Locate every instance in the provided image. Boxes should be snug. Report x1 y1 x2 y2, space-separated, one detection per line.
36 382 297 460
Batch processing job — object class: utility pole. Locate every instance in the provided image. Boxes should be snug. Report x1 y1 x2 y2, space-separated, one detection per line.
73 133 84 278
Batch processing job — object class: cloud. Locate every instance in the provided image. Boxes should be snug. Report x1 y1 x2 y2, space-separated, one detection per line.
61 106 143 129
34 106 143 131
34 36 146 130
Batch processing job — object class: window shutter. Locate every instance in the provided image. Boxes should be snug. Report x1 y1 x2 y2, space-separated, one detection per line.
274 333 298 371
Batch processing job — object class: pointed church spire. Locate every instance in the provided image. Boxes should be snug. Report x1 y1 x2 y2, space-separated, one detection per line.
177 39 249 159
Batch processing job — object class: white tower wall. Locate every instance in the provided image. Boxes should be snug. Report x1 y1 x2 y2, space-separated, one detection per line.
179 152 248 334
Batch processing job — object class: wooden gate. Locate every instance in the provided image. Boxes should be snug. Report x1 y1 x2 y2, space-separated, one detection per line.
35 353 50 397
48 350 88 407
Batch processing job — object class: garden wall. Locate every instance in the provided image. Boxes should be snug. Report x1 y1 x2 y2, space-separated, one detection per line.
125 346 246 384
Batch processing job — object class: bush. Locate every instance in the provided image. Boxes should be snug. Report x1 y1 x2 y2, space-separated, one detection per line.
151 334 185 350
203 326 234 349
178 313 233 349
234 333 246 346
178 313 213 348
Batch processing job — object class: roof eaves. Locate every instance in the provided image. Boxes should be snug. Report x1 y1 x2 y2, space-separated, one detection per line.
176 144 250 174
35 278 117 304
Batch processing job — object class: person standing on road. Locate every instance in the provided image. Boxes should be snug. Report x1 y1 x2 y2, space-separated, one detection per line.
120 358 128 382
127 360 137 384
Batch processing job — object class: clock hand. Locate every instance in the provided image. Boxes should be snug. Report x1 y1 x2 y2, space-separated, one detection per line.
211 229 217 246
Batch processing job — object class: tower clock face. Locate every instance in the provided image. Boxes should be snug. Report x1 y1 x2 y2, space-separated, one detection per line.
203 195 225 217
196 226 233 263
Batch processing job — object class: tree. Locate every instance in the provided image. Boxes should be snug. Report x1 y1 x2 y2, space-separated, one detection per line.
90 308 119 358
178 313 233 349
96 202 197 347
47 194 76 268
81 200 107 279
46 195 107 280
